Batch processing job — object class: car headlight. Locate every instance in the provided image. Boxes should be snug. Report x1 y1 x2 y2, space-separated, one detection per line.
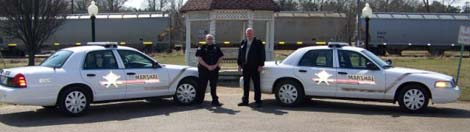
435 81 453 88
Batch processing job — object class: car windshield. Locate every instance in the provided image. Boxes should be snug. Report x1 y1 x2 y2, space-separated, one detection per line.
40 50 73 68
361 50 391 68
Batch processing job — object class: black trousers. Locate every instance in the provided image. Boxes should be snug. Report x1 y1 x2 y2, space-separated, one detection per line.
242 68 261 103
196 67 219 104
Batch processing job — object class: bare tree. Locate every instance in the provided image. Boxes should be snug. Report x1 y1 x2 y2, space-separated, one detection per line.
423 0 431 12
103 0 127 12
146 0 168 11
0 0 68 66
464 2 470 13
275 0 299 11
75 0 91 12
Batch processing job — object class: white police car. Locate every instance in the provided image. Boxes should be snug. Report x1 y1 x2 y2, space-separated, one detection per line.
245 42 460 112
0 42 200 116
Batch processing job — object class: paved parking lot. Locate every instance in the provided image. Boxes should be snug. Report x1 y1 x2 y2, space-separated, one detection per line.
1 87 470 132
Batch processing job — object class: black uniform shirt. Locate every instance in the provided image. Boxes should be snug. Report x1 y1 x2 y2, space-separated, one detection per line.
196 44 224 65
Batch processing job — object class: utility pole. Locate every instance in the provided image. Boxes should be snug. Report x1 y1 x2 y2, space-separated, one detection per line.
71 0 74 14
356 0 360 46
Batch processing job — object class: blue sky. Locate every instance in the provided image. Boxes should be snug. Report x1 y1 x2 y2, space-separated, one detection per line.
123 0 469 9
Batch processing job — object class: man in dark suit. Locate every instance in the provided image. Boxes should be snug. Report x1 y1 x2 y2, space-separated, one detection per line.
237 28 265 107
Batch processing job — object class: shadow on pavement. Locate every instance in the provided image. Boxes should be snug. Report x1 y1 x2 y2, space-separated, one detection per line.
1 98 469 127
0 99 237 127
250 99 470 118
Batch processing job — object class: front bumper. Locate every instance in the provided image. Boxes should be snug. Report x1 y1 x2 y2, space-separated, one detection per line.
432 86 461 104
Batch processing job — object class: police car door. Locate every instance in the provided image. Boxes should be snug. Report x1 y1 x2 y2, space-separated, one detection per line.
335 50 386 99
295 49 336 97
81 50 127 101
117 50 170 98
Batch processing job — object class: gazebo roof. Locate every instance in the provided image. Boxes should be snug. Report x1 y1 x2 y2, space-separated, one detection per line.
180 0 280 13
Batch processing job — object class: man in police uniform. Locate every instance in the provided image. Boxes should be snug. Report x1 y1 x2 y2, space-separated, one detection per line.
195 34 224 106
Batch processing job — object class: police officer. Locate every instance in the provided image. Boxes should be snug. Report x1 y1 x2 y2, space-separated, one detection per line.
195 34 224 106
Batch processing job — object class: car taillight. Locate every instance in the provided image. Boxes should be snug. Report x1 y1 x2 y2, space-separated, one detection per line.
12 73 27 88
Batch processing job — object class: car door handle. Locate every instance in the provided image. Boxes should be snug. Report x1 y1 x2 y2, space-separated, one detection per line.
298 70 307 73
338 72 348 75
86 74 96 77
127 72 136 75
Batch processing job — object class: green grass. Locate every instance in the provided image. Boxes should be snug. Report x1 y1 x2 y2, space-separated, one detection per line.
151 51 186 65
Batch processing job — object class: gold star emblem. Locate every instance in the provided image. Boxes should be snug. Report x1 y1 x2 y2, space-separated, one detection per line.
315 70 332 85
102 71 121 88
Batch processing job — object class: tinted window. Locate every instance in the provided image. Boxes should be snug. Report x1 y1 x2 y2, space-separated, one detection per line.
83 50 118 70
298 50 333 67
40 50 73 68
118 50 154 69
338 50 372 69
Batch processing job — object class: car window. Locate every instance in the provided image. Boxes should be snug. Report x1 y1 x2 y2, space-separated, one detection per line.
118 50 154 69
338 50 372 69
362 50 390 68
83 50 118 70
298 50 333 68
40 50 73 68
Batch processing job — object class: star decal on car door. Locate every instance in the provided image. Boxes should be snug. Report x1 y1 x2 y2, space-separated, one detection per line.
102 71 121 88
314 70 332 85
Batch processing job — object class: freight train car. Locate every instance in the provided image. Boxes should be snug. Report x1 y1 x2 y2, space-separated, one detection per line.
0 12 170 57
365 12 470 56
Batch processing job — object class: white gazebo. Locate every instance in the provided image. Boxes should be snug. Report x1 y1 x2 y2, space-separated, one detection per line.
180 0 279 66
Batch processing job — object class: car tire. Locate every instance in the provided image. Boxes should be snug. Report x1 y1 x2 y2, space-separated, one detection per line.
275 80 305 107
57 87 91 116
397 84 430 113
174 78 198 105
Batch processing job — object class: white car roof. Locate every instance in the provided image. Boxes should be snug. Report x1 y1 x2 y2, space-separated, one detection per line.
281 45 365 65
62 45 137 53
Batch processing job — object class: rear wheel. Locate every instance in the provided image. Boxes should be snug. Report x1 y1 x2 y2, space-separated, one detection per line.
57 87 91 116
275 80 304 106
398 84 430 113
174 79 198 105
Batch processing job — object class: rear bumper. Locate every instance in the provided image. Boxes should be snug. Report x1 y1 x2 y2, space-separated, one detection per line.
432 86 461 104
0 85 55 106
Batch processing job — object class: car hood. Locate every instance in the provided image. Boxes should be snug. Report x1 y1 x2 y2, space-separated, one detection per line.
386 67 453 80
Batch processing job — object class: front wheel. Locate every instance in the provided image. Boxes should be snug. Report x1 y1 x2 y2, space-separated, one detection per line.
398 85 430 113
57 87 91 116
275 80 305 106
174 79 198 105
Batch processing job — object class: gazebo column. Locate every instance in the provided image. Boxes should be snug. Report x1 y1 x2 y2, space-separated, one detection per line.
248 11 254 28
265 20 274 61
185 19 191 65
210 20 216 37
209 12 217 43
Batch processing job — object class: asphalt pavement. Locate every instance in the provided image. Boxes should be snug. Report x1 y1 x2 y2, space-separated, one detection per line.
1 87 470 132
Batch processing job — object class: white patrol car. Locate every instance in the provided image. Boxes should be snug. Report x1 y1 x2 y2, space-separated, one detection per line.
243 42 460 112
0 42 200 116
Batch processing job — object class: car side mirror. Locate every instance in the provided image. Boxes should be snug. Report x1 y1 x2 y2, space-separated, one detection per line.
366 62 379 70
152 62 161 69
386 59 392 65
